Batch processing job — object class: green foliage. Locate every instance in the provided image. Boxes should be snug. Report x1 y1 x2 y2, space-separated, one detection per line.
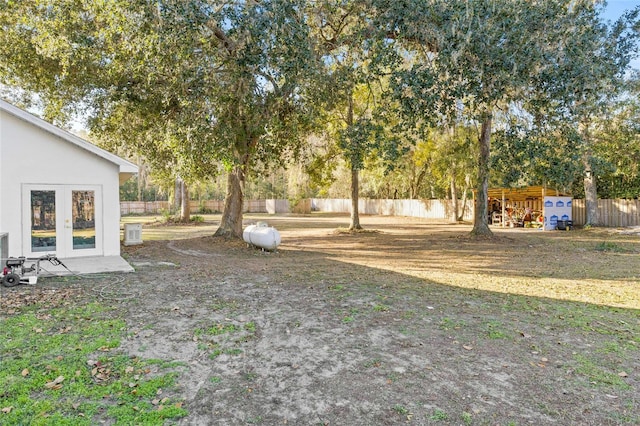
382 0 639 230
0 0 324 237
2 0 640 214
491 123 583 190
430 408 449 421
591 89 640 198
392 404 409 415
594 241 625 253
190 215 205 223
120 175 168 202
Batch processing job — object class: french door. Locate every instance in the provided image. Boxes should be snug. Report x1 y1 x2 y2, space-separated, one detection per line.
22 185 103 258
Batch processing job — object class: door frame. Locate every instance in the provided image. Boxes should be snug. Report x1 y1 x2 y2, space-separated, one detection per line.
22 184 103 258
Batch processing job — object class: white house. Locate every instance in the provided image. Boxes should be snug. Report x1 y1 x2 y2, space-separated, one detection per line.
0 99 137 273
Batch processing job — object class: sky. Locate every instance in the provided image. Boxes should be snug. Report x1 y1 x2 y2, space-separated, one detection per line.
602 0 640 22
601 1 640 69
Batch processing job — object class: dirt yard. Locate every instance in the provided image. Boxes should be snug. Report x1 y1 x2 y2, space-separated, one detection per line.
4 214 640 425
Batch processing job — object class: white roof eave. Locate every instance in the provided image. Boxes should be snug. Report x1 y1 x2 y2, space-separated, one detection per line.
0 98 138 175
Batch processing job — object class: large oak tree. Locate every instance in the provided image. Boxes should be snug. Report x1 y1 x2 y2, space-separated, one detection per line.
0 0 321 237
380 0 637 235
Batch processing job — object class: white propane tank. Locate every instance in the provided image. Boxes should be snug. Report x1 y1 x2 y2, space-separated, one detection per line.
243 222 281 250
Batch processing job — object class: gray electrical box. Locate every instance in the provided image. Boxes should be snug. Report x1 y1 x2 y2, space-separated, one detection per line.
124 223 143 246
0 232 8 261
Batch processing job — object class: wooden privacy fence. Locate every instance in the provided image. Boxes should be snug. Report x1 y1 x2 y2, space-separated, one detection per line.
120 199 266 215
121 198 640 228
311 198 640 227
572 199 640 227
310 198 475 221
120 201 170 214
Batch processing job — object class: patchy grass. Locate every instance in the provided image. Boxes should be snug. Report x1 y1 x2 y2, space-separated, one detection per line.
10 214 640 424
193 319 256 361
594 241 628 252
0 301 186 425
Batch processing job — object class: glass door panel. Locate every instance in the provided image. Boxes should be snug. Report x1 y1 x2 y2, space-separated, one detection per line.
72 191 96 250
30 190 57 252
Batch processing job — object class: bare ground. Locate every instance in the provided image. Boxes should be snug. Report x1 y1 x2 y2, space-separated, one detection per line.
3 214 640 425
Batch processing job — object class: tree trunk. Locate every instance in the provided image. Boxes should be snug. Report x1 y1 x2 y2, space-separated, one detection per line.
450 173 459 222
471 114 493 236
345 93 362 231
457 174 471 222
137 157 144 201
179 181 190 223
582 151 600 226
349 167 362 230
411 166 427 199
215 166 245 238
174 176 182 215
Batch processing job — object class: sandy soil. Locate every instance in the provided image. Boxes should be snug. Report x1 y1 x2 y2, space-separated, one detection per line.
5 214 640 425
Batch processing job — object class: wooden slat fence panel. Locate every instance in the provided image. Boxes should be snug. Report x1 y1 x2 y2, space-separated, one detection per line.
571 199 586 225
571 199 640 227
120 201 170 215
121 199 268 215
309 198 474 221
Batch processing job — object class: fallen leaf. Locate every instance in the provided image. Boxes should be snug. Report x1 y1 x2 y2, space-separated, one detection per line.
125 366 134 374
44 375 65 390
47 375 65 386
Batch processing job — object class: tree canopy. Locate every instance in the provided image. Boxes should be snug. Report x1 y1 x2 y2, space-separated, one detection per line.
1 0 638 236
380 0 638 233
1 0 322 236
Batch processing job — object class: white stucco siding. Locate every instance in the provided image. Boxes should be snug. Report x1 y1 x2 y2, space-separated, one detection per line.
0 110 122 257
0 110 3 234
